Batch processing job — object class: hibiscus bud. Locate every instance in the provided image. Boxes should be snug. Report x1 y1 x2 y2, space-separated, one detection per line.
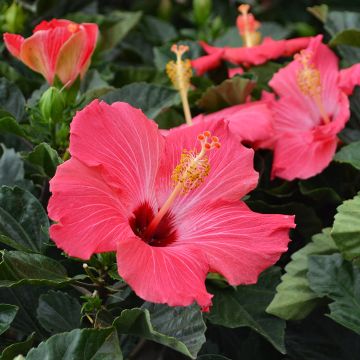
193 0 212 26
39 87 65 122
3 1 26 33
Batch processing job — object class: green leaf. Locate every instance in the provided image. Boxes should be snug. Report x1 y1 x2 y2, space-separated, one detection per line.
141 15 177 44
113 303 206 359
0 79 25 121
0 304 18 335
0 186 49 253
197 75 256 112
330 29 360 48
0 250 71 287
69 11 142 52
36 290 81 334
308 253 360 335
0 110 27 138
325 11 360 65
207 267 286 354
335 142 360 169
266 229 338 320
24 143 62 178
0 146 24 186
26 327 122 360
307 4 329 23
0 333 34 360
332 192 360 261
101 82 179 119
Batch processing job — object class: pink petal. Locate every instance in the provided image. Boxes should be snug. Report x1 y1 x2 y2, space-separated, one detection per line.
48 158 130 259
69 100 164 209
3 33 24 58
191 49 224 76
55 23 98 85
20 27 72 84
339 63 360 95
228 67 244 78
116 237 212 308
193 101 274 148
155 120 258 217
283 37 312 56
34 19 74 32
179 200 294 285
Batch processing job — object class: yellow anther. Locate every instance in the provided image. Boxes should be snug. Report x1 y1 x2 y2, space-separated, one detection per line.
296 50 321 97
171 131 220 194
295 50 330 124
238 4 250 15
166 45 192 92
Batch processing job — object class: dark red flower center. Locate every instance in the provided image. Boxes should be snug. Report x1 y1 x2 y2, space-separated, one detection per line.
129 202 177 247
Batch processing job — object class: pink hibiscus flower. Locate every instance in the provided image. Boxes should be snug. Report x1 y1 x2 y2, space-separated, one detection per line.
48 100 294 309
3 19 98 86
192 4 311 74
268 35 360 180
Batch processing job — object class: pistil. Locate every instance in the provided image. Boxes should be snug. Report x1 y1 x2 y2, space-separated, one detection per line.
237 4 261 48
166 44 193 126
144 132 220 239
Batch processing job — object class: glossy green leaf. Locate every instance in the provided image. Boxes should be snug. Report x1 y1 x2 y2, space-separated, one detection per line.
335 142 360 169
0 79 25 121
207 267 286 354
0 146 24 186
307 4 329 23
332 192 360 261
36 291 81 334
330 29 360 47
308 254 360 335
24 143 62 178
101 82 179 119
0 304 18 335
113 303 206 359
0 110 27 138
0 186 49 253
197 75 256 112
0 333 34 360
26 327 122 360
267 229 338 320
0 250 71 287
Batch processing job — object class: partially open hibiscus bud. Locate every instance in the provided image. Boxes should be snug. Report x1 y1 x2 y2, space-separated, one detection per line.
3 19 99 87
39 87 65 122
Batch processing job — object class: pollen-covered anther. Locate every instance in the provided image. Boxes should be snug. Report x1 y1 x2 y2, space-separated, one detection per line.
166 44 193 91
171 131 221 193
295 50 322 97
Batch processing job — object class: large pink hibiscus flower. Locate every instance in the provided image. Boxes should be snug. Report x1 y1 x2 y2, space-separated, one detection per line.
268 35 360 180
192 4 311 75
48 100 294 309
3 19 98 86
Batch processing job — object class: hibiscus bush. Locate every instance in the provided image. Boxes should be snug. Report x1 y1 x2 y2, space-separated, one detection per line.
1 0 360 359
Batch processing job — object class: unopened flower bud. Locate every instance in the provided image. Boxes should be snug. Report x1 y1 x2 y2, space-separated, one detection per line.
39 87 65 122
193 0 212 26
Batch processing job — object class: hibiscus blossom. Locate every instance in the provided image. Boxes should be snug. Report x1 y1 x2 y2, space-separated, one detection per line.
3 19 98 86
268 35 360 180
48 100 294 309
192 4 311 75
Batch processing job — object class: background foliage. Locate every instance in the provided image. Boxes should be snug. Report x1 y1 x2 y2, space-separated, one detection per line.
1 0 360 359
